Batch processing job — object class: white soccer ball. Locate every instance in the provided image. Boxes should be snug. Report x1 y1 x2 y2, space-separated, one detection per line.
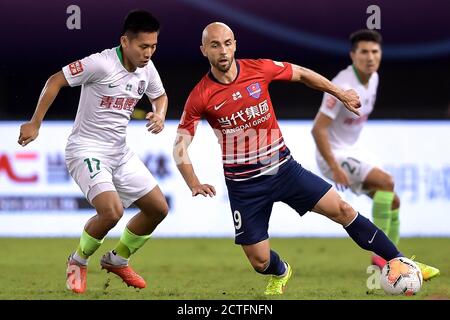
380 257 423 296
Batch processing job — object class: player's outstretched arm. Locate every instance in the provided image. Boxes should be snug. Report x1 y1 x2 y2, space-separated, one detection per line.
290 64 361 116
18 71 69 146
173 132 216 197
146 93 168 134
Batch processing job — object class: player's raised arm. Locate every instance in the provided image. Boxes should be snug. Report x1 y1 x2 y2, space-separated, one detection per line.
18 71 69 146
173 131 216 197
290 64 361 116
145 93 168 134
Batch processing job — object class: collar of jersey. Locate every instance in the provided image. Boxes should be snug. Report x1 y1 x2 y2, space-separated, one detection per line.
351 64 364 85
208 60 240 85
352 64 373 88
116 46 124 66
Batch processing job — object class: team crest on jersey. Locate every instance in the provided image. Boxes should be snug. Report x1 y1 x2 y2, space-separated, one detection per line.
246 82 261 99
138 80 146 95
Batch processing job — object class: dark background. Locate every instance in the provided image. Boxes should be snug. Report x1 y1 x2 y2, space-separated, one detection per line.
0 0 449 121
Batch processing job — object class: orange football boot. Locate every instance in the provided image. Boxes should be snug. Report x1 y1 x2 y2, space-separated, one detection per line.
66 253 87 293
100 251 146 289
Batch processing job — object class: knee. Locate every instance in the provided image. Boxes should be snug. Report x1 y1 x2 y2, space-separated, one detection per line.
143 201 169 223
99 204 124 227
155 202 170 222
381 175 395 192
158 202 169 221
338 200 357 225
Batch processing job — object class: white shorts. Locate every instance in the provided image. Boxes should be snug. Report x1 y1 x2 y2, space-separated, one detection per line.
316 149 375 195
66 148 157 208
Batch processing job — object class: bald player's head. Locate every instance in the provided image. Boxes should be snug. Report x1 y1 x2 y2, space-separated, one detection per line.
200 22 236 73
201 22 234 45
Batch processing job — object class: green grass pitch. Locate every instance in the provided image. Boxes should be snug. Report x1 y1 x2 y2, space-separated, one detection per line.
0 237 448 300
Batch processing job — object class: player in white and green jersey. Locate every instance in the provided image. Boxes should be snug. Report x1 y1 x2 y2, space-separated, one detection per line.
312 31 440 282
18 10 169 293
312 30 399 268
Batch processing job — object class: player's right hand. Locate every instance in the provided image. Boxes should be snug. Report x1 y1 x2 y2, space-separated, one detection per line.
340 89 361 116
18 121 40 147
332 166 350 191
191 184 216 197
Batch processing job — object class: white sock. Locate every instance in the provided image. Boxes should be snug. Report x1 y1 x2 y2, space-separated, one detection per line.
110 250 129 266
73 251 88 266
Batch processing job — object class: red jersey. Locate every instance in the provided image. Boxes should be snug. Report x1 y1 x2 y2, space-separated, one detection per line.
178 59 293 181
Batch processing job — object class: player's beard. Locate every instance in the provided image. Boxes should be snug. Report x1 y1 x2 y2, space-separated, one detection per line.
214 57 233 73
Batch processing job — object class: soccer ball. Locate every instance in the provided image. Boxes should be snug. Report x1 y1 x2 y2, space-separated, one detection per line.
380 257 423 296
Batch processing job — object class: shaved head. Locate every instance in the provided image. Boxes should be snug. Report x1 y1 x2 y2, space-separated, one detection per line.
201 22 234 46
200 22 237 75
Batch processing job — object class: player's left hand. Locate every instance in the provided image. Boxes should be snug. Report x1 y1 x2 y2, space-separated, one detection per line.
340 89 361 116
145 112 165 134
191 184 216 197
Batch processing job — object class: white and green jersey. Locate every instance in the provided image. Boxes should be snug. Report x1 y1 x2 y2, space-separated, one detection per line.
318 65 378 150
62 46 165 155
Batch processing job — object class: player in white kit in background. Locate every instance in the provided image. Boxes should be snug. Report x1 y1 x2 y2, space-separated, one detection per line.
18 10 169 293
311 30 400 269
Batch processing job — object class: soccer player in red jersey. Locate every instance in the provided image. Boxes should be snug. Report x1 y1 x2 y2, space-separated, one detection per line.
173 22 438 294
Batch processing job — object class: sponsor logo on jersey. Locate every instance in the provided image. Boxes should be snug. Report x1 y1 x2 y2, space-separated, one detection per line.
68 60 83 76
232 91 242 100
100 96 138 111
216 99 270 129
246 82 261 99
214 100 228 110
138 80 146 95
